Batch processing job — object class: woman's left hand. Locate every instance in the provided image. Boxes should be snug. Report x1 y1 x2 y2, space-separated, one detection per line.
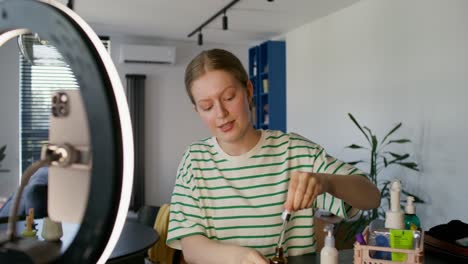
284 172 329 212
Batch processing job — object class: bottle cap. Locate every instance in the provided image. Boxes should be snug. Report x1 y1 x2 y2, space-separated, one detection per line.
405 196 416 214
324 224 335 247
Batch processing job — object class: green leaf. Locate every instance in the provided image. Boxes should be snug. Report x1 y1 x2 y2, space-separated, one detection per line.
0 145 6 153
401 190 425 203
388 139 411 144
346 144 365 149
0 153 5 162
381 123 402 145
396 162 419 171
363 126 373 137
380 181 391 198
348 113 371 144
381 191 390 199
348 160 364 166
388 152 409 159
387 153 410 165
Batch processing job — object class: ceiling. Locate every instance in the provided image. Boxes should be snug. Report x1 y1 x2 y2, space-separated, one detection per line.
72 0 361 45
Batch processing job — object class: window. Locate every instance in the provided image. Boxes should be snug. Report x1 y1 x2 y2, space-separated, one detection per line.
19 35 110 172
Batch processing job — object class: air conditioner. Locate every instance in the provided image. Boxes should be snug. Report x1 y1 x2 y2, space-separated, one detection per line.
119 44 176 65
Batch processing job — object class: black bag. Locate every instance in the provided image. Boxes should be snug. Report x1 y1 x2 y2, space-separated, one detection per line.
424 220 468 261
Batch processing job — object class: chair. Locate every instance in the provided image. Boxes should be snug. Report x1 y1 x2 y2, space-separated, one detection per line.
143 204 186 264
137 205 160 228
24 184 48 218
0 184 48 222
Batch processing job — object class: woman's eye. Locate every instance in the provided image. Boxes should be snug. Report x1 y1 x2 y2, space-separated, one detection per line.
224 94 235 101
201 105 212 111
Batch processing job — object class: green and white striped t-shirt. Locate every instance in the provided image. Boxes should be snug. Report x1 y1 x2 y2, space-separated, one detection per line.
167 129 364 257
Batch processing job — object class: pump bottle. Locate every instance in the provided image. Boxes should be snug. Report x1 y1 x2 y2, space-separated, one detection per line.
404 196 421 230
320 224 338 264
385 180 404 230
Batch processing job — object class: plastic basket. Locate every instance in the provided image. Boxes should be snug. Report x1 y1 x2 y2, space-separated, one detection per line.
353 226 424 264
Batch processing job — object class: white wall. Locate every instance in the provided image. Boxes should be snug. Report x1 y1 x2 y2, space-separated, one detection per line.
0 39 20 197
106 36 250 206
286 0 468 229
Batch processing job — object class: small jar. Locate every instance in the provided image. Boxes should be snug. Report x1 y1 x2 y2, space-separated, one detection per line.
269 247 287 264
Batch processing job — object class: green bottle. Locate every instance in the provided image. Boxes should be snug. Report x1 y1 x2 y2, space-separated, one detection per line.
404 196 421 230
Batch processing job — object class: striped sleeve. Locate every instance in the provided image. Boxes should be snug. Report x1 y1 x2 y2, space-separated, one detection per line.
313 144 365 219
167 148 207 250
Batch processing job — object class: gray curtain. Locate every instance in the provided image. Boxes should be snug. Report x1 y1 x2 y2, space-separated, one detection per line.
125 74 146 211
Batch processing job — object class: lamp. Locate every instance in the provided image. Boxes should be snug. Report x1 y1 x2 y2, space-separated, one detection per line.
198 30 203 46
222 10 228 30
187 0 240 44
0 0 134 263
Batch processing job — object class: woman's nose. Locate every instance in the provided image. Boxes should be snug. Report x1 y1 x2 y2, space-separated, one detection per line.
215 103 228 118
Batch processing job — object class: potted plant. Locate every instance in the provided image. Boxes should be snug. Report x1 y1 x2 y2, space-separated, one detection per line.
337 114 425 245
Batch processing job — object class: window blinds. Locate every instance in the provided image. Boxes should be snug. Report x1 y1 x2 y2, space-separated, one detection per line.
20 35 110 172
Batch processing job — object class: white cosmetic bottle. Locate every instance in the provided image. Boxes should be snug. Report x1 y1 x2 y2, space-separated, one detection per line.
320 224 338 264
385 180 405 230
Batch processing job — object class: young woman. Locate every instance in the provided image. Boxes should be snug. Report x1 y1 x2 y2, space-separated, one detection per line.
167 49 380 264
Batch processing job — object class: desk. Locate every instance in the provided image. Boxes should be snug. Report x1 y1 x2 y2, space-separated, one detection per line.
287 249 464 264
0 219 158 263
108 220 159 263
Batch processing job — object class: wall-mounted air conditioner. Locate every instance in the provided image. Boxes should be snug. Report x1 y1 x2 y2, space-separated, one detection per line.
119 44 176 65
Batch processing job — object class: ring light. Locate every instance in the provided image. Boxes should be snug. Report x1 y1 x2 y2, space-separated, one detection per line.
0 0 134 263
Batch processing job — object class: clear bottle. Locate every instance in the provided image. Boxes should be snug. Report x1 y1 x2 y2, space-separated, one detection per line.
404 196 421 230
320 224 338 264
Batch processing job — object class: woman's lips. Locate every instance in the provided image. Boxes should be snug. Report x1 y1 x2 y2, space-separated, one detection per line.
219 121 234 132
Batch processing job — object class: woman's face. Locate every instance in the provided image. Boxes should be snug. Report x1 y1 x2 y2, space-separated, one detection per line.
191 70 254 146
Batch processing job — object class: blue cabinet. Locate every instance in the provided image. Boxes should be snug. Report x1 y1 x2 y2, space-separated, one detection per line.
249 40 286 132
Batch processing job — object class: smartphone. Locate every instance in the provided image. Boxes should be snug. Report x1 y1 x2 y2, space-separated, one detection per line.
47 90 92 223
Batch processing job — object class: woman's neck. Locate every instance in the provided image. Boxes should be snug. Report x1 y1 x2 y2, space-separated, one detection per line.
218 128 261 156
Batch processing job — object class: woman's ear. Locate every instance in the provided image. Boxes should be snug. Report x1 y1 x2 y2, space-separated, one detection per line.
246 80 254 100
246 80 255 111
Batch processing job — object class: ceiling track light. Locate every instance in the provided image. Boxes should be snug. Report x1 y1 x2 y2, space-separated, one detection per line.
187 0 239 44
222 10 228 30
198 31 203 46
67 0 74 10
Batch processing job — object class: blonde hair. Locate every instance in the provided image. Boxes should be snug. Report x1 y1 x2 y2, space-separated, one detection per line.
184 49 249 105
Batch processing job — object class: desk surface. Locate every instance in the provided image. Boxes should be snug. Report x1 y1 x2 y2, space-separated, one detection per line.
109 220 158 260
0 218 158 261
